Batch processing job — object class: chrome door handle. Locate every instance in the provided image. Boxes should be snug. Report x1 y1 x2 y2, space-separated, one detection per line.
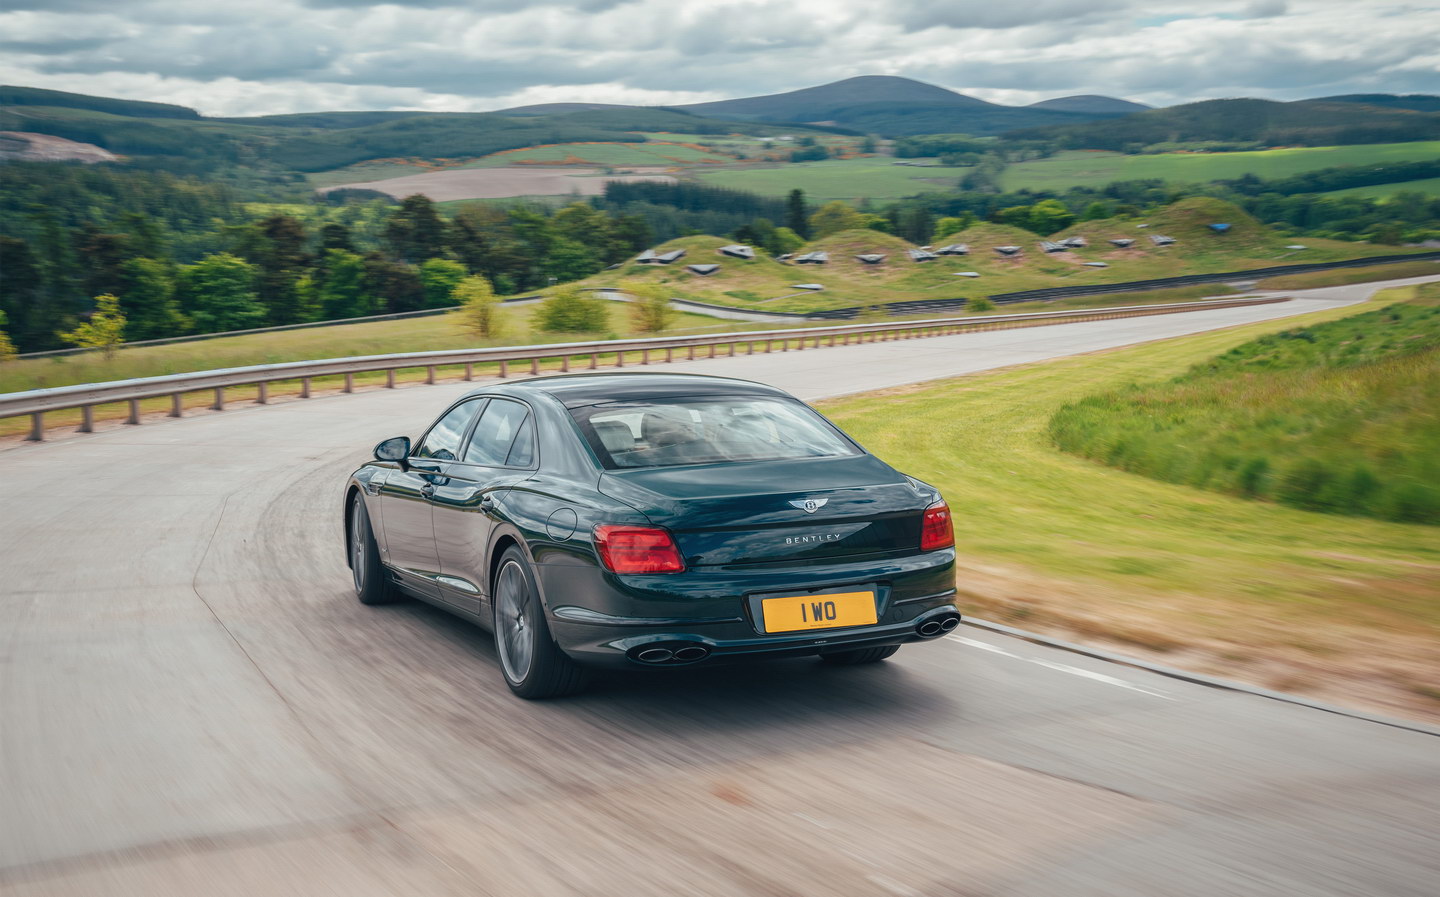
421 483 436 498
478 494 495 510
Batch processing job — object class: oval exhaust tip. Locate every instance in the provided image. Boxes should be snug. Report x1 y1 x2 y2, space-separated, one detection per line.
918 620 943 636
673 646 709 662
939 616 960 632
636 648 674 663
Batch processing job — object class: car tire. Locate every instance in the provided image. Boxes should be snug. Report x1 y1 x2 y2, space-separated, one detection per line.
819 645 900 665
492 546 588 699
350 494 400 606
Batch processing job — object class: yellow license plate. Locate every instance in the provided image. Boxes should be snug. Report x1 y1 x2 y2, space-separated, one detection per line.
761 591 877 633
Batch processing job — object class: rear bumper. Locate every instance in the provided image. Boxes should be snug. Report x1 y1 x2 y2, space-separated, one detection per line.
539 549 958 668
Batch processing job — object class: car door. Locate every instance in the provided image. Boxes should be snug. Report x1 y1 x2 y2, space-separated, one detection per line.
375 397 486 596
431 398 537 615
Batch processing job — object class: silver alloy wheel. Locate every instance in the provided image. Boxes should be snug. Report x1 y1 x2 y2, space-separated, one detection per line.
350 500 366 594
495 559 534 684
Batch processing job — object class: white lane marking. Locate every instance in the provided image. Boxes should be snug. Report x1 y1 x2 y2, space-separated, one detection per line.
947 635 1173 700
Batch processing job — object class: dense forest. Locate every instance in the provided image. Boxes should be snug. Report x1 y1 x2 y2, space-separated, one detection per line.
0 163 654 352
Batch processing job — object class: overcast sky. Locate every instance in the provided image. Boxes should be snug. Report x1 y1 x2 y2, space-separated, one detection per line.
1 0 1437 116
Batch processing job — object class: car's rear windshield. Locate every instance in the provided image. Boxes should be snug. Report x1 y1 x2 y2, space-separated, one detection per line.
571 395 861 469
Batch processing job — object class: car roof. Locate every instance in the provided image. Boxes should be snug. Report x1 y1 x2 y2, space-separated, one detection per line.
466 372 789 409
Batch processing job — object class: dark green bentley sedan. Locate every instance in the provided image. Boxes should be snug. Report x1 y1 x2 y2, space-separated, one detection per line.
344 373 959 698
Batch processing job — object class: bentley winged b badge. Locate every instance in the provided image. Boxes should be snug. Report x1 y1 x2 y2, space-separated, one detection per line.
788 498 829 514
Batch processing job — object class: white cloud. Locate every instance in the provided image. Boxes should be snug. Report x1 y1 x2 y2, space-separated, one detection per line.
0 0 1436 115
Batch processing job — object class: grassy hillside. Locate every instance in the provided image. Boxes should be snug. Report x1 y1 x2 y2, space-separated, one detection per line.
569 199 1415 314
820 292 1440 718
1002 142 1440 192
1050 285 1440 523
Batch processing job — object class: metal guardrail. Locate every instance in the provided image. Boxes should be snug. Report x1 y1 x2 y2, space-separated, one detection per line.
1 296 1287 441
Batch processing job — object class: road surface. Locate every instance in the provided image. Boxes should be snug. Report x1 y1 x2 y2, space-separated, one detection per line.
2 278 1437 895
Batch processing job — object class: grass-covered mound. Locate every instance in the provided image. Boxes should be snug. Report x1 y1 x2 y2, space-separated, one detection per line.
1050 284 1440 524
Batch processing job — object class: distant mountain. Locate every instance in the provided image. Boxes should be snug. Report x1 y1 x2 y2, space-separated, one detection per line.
674 76 1138 136
1010 97 1440 149
679 76 987 120
1028 95 1150 115
497 102 635 116
1313 94 1440 114
0 85 200 120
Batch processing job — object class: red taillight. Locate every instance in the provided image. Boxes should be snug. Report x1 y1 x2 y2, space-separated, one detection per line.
920 501 954 551
594 525 685 574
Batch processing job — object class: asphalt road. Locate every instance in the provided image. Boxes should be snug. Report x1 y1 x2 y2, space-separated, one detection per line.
2 279 1438 896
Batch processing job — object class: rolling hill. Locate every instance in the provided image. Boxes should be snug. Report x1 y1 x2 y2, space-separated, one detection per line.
675 75 1142 136
1028 95 1151 115
1013 97 1440 149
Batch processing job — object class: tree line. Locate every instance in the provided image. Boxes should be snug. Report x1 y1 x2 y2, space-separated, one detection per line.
0 177 656 353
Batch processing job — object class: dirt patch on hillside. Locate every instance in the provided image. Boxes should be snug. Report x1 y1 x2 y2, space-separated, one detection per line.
317 166 675 202
0 131 116 163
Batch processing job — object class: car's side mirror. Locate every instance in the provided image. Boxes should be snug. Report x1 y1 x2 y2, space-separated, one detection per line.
374 436 411 469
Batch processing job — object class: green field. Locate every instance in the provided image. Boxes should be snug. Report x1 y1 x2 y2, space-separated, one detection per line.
693 157 973 200
1323 176 1440 200
464 141 734 168
1001 142 1440 192
820 289 1440 717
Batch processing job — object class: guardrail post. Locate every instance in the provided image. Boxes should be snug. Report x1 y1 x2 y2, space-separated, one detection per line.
746 342 754 355
464 363 473 382
687 346 695 360
426 366 436 385
301 377 311 398
795 337 804 351
616 351 625 368
665 348 674 362
561 355 570 372
28 412 43 441
127 399 140 425
344 373 354 393
642 349 650 365
386 369 396 389
170 394 183 417
499 360 509 378
589 354 597 370
212 387 224 411
257 382 268 404
708 344 716 358
530 357 540 375
79 405 93 433
765 340 772 353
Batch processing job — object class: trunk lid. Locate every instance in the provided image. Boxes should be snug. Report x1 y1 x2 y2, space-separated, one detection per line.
598 455 930 567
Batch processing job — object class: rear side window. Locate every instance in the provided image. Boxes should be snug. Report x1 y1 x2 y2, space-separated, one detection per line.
416 399 484 461
505 415 536 467
464 398 531 466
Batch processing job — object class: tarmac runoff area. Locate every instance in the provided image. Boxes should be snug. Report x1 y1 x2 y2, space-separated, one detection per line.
1 276 1438 895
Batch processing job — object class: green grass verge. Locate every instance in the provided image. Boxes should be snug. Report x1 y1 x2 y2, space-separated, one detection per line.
817 291 1440 645
1050 286 1440 524
1001 142 1440 192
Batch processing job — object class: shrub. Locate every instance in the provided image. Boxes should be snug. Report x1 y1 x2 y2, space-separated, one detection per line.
454 275 504 339
536 289 608 333
968 297 996 313
627 283 674 333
